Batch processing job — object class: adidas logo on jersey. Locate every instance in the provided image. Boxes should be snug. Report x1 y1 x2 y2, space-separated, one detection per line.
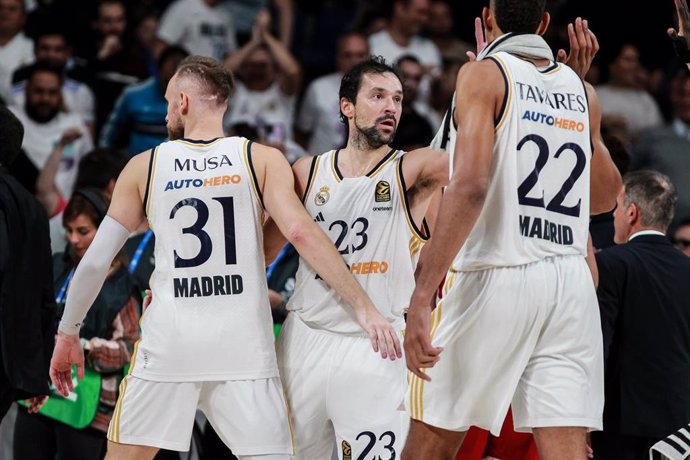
314 212 325 222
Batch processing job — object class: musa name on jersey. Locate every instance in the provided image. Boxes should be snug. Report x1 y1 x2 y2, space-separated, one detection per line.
133 137 277 381
433 52 592 271
287 149 428 334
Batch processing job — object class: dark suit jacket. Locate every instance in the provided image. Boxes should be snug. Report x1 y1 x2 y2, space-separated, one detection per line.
0 171 55 405
596 234 690 438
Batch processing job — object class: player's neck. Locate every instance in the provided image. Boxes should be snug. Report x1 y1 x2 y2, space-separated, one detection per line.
339 144 391 177
182 117 225 142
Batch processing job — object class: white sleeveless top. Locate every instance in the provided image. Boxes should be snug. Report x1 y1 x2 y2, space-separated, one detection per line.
434 52 592 271
287 149 428 334
133 137 277 381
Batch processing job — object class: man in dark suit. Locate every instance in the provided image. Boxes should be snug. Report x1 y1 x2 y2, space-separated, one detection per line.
593 170 690 460
0 105 55 421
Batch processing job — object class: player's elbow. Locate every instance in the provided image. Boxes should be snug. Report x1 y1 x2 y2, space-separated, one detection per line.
284 222 309 248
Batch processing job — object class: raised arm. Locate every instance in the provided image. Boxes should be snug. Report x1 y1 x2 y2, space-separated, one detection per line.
36 128 82 216
669 0 690 68
49 150 149 396
586 82 622 215
405 61 500 381
255 143 401 360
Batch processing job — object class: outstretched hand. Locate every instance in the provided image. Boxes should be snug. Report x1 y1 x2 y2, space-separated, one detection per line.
556 17 599 80
356 307 403 361
404 300 443 381
49 333 84 397
669 0 690 62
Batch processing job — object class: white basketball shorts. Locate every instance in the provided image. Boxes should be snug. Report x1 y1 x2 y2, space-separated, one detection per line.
407 254 604 435
277 313 408 460
107 375 294 455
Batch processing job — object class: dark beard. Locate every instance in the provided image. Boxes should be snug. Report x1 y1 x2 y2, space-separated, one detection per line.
167 122 184 140
25 103 59 124
353 115 395 149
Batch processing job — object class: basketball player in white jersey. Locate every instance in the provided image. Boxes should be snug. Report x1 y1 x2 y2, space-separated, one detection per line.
262 56 449 459
48 56 402 460
402 0 623 458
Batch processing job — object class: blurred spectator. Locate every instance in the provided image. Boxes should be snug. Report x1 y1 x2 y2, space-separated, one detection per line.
427 0 472 62
155 0 237 62
13 188 140 460
295 31 368 154
0 0 33 102
593 170 690 460
80 0 150 135
368 0 441 104
672 217 690 258
74 148 128 199
224 10 302 157
228 0 294 47
132 11 160 78
429 51 466 127
631 70 690 230
390 54 434 150
9 62 92 199
100 45 189 156
11 28 95 134
595 43 663 139
0 105 54 422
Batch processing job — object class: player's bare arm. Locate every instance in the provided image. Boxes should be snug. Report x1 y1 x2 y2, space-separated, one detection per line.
401 147 449 226
585 83 622 215
669 0 690 67
262 155 312 264
49 150 150 396
405 60 502 381
254 143 402 361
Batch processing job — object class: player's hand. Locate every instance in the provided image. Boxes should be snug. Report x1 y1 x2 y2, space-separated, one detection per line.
58 128 83 148
356 306 402 361
466 17 488 61
669 0 690 62
404 300 443 381
24 395 49 414
49 332 85 397
556 17 599 80
142 289 152 312
586 432 594 458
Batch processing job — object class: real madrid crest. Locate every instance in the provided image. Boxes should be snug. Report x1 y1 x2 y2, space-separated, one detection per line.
315 185 330 206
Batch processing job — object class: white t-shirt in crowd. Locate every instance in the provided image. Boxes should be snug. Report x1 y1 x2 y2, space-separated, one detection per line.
9 105 93 198
594 85 663 137
0 33 33 101
296 72 347 154
158 0 238 61
12 78 96 124
224 81 296 141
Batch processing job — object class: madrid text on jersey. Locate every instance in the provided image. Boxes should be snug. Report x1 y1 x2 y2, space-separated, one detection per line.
519 214 574 246
173 274 244 298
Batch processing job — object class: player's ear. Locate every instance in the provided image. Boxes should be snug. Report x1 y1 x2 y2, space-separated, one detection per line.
536 12 550 36
340 96 354 121
179 91 190 115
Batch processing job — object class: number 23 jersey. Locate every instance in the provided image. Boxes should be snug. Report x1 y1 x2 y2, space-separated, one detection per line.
135 137 277 382
440 52 592 271
287 149 429 334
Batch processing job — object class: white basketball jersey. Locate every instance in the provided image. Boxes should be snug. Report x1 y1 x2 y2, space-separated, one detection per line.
434 52 592 271
133 137 277 382
287 149 428 334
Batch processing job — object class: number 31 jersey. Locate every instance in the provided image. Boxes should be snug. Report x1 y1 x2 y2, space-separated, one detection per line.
447 52 592 271
135 137 277 382
287 149 429 334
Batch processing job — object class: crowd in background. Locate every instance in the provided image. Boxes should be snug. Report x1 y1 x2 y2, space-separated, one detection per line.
1 0 690 459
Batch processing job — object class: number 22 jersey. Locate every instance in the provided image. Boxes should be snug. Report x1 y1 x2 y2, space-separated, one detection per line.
134 137 277 382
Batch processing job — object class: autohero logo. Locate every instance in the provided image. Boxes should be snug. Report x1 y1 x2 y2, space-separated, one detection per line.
375 180 391 202
315 185 330 206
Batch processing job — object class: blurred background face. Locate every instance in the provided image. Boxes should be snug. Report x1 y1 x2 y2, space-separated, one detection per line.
26 71 62 123
428 1 453 37
395 0 430 36
135 15 159 50
97 1 126 38
35 35 70 67
673 224 690 257
671 75 690 125
610 44 641 89
244 47 275 85
398 59 423 103
65 213 97 259
0 0 24 37
336 34 369 74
